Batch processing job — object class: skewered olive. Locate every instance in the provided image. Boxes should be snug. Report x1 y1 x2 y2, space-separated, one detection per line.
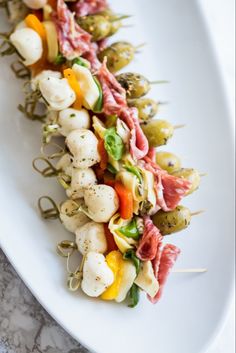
141 120 174 147
98 41 135 73
152 205 191 235
171 168 201 195
156 151 181 174
98 9 122 36
77 15 111 42
116 72 151 99
128 98 158 121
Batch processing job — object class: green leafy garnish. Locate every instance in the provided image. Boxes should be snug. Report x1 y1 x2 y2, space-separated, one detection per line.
93 76 103 113
128 284 140 308
123 249 141 274
104 127 125 161
54 53 66 65
119 219 140 240
72 57 90 68
107 163 118 175
124 165 143 183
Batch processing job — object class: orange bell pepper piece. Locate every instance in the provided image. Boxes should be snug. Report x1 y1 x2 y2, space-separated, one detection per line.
115 181 134 220
25 14 47 41
63 68 83 110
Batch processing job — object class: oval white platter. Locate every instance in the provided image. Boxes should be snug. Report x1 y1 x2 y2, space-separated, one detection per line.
0 1 234 353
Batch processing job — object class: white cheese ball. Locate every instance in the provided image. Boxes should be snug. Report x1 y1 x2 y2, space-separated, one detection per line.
75 222 107 255
115 261 136 303
10 28 43 66
31 70 62 91
66 129 101 169
67 168 97 199
56 154 73 177
39 77 76 111
60 199 89 233
15 21 26 31
82 252 114 297
58 108 90 137
23 0 47 9
84 185 119 223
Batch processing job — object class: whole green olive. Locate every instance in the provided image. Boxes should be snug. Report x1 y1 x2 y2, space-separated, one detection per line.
141 120 174 147
98 10 123 36
77 15 111 42
98 41 135 73
116 72 151 99
171 168 201 195
128 98 158 121
152 205 191 235
156 151 181 174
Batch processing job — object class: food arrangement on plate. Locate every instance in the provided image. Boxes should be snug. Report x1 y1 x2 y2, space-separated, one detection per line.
0 0 206 307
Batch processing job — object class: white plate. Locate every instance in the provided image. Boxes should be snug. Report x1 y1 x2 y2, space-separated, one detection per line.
0 1 234 353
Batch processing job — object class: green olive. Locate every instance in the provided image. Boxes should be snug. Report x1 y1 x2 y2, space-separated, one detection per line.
128 98 158 121
98 10 122 36
116 72 151 99
171 168 201 195
156 151 181 173
77 15 111 42
141 120 174 147
152 205 191 235
98 41 135 73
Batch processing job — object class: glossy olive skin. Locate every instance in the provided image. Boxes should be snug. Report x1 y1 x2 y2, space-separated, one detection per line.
77 15 111 42
98 42 135 73
156 151 181 174
116 72 151 99
128 98 158 121
152 205 191 235
171 168 201 196
98 10 122 36
141 120 174 147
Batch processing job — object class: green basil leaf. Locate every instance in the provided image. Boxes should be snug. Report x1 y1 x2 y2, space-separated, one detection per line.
104 127 125 161
123 249 141 274
107 163 118 175
119 219 140 240
92 76 103 113
128 284 140 308
124 165 143 183
54 53 66 65
72 57 90 68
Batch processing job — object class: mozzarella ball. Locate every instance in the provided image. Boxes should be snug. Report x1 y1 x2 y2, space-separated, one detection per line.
15 21 26 31
60 199 89 233
10 28 43 66
84 185 119 223
58 108 90 137
31 70 62 91
67 168 97 199
115 261 136 303
75 222 107 255
66 129 101 168
23 0 47 9
56 154 73 177
82 252 114 297
39 77 76 111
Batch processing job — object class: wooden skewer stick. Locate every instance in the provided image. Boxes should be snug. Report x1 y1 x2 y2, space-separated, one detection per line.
174 124 186 130
191 210 206 217
172 268 208 273
149 80 170 85
200 173 208 177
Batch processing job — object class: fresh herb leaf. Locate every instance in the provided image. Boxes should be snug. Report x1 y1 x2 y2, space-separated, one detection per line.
123 249 141 274
54 53 66 65
128 284 140 308
119 219 140 240
104 127 125 161
72 57 90 68
107 163 118 175
93 76 103 113
125 165 142 183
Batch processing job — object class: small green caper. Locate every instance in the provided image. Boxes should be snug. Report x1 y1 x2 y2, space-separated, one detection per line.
152 205 191 235
141 119 174 147
77 15 111 42
128 98 158 121
156 151 181 174
116 72 151 99
171 168 201 195
98 41 135 73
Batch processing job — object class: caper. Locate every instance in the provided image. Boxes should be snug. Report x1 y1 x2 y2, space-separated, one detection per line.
152 205 191 235
156 151 181 174
77 15 111 42
128 98 158 121
116 72 151 99
171 168 201 195
141 120 174 147
98 41 135 73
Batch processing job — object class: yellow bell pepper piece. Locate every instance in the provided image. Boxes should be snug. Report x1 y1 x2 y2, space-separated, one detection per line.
101 251 124 301
63 68 83 110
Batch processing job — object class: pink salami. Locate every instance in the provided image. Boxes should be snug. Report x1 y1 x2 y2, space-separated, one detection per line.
83 43 102 72
72 0 108 17
149 244 181 303
53 0 92 59
136 217 163 261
